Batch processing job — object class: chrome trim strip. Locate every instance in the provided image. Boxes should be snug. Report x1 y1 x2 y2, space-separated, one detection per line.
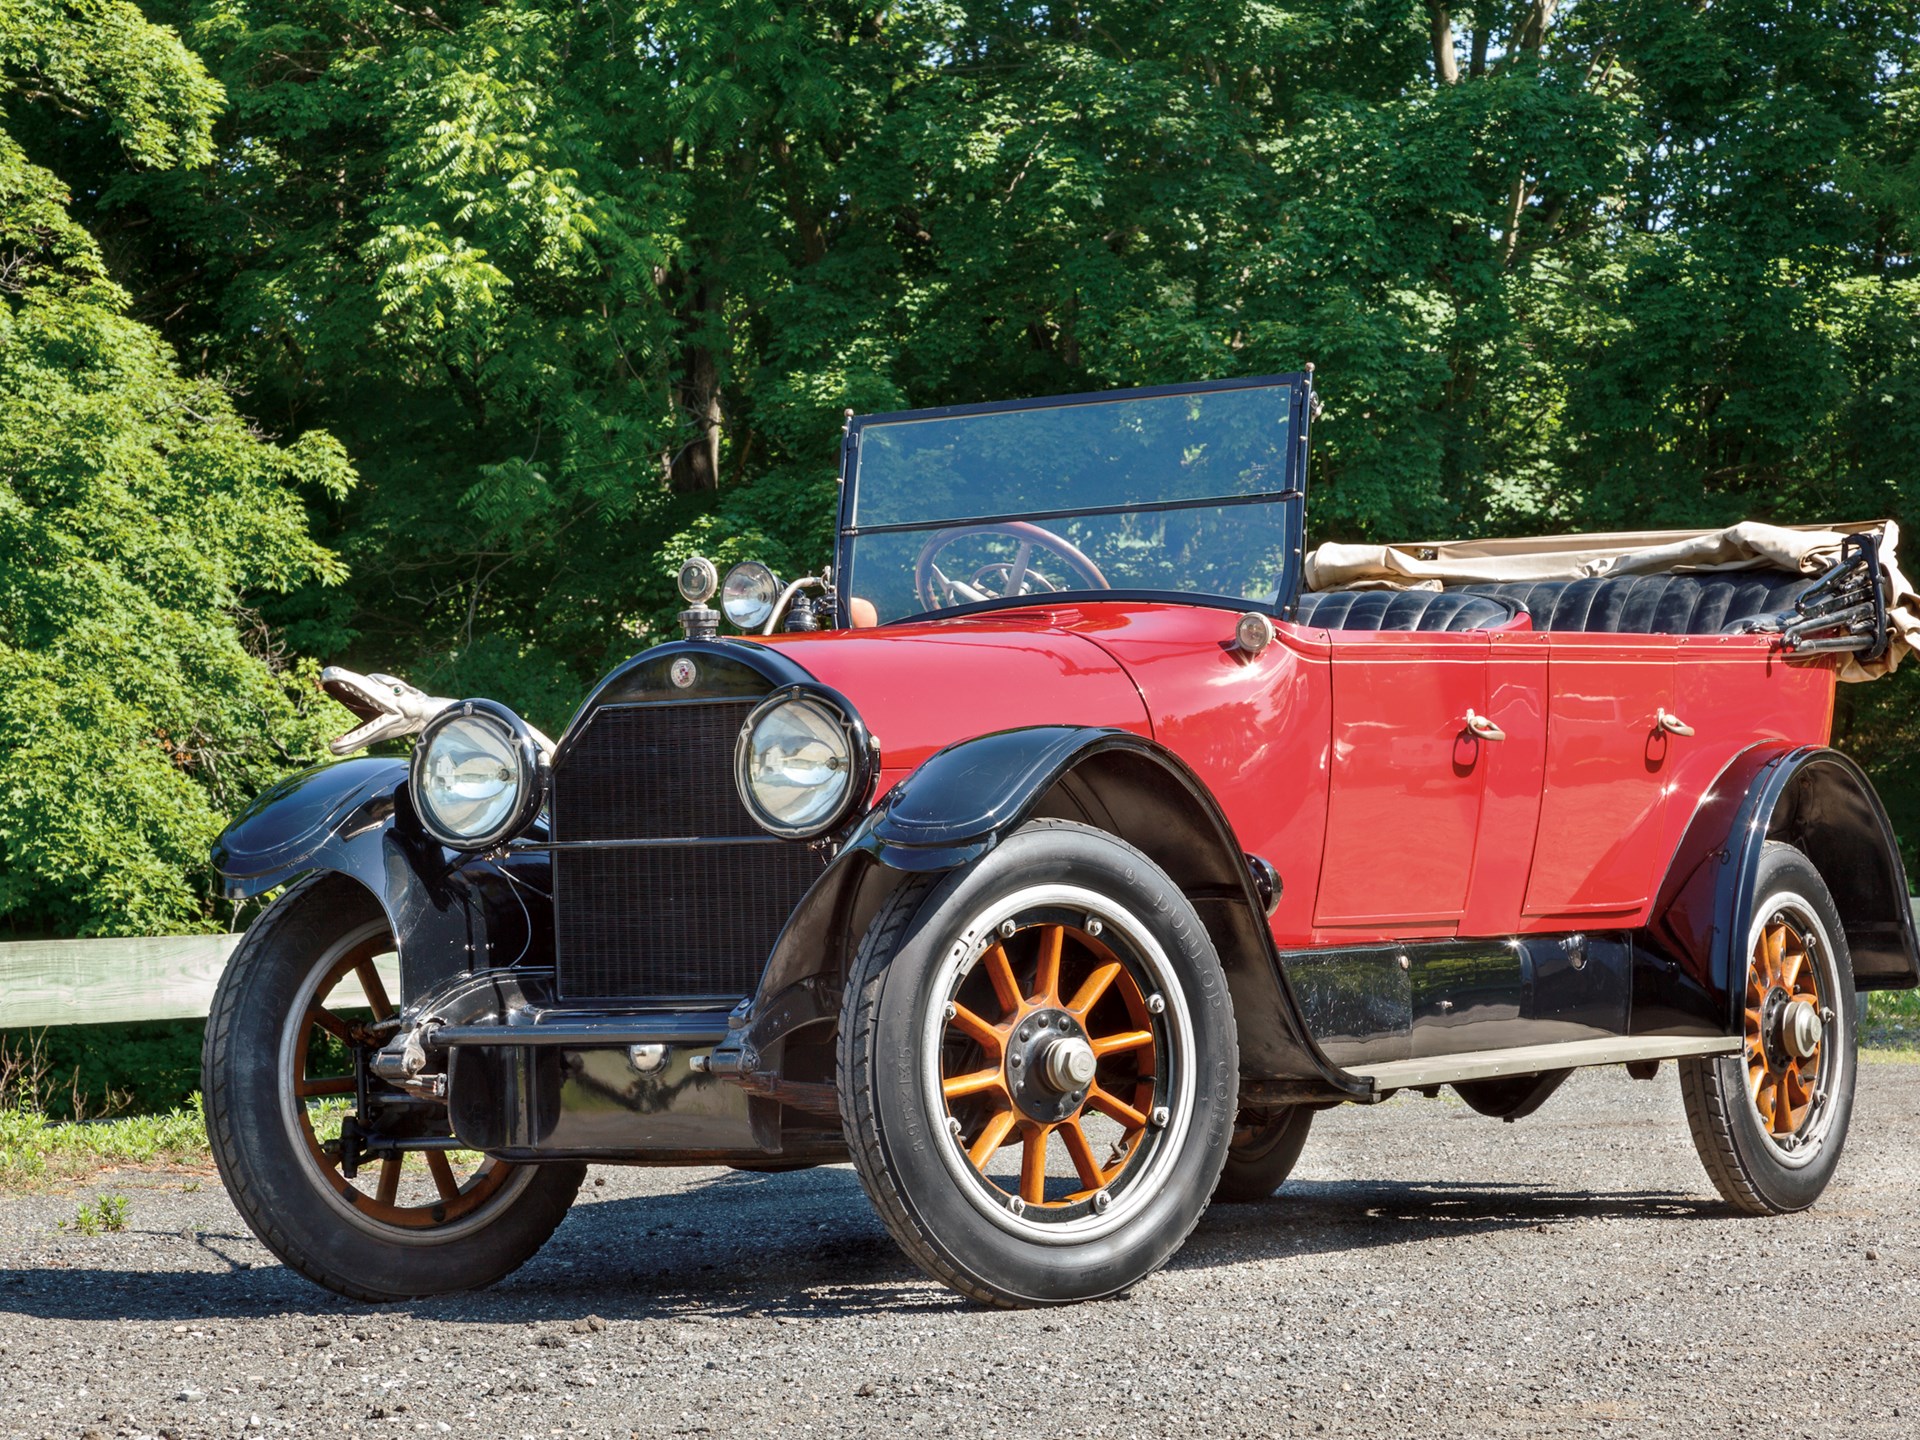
1352 1035 1740 1091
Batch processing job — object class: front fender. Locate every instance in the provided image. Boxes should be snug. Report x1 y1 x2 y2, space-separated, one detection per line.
212 759 551 1002
742 726 1369 1100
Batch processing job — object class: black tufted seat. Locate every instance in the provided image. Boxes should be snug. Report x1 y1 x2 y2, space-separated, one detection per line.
1295 588 1523 633
1455 571 1817 635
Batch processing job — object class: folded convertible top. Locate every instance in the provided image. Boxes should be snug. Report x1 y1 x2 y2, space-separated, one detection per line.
1304 519 1918 681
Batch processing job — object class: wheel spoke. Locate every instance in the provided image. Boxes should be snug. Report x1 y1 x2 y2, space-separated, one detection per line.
1780 949 1806 995
375 1156 402 1208
1090 1028 1154 1058
968 1107 1019 1169
424 1149 460 1203
1060 1118 1107 1190
307 1007 354 1044
355 959 393 1019
949 1002 1003 1052
942 1067 1005 1101
981 944 1023 1017
1087 1085 1148 1130
297 1075 357 1098
1032 925 1064 1006
1066 962 1121 1016
1747 1061 1768 1107
1020 1125 1051 1204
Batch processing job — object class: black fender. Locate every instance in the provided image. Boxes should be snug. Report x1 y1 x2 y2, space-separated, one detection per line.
737 726 1368 1101
1644 744 1919 1036
212 758 551 1002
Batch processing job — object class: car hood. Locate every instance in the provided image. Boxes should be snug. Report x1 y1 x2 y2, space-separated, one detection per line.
754 610 1151 772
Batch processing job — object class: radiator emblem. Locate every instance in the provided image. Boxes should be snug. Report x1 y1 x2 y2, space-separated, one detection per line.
670 658 697 689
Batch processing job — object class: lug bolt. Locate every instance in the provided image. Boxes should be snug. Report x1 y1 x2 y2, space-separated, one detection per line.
1019 1025 1031 1041
1147 993 1166 1015
1009 1197 1025 1216
944 1002 957 1021
946 1116 962 1137
1000 920 1018 939
1057 1016 1071 1031
1010 1054 1023 1068
1085 917 1104 937
1093 1191 1111 1214
1150 1106 1170 1128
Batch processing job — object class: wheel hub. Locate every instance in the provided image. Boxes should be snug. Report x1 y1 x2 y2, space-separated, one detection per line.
1780 998 1823 1061
1006 1008 1093 1122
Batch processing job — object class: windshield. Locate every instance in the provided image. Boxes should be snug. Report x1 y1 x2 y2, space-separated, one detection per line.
839 377 1304 624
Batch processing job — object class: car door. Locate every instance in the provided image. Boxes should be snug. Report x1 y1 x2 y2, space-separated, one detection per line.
1312 631 1493 929
1523 635 1679 918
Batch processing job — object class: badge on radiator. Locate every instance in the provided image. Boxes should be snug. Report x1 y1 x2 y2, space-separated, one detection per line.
670 658 697 689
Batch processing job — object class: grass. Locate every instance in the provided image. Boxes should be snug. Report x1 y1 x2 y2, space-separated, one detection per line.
0 1097 210 1184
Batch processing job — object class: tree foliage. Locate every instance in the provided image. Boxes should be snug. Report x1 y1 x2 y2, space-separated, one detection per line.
7 1 1920 937
0 1 354 937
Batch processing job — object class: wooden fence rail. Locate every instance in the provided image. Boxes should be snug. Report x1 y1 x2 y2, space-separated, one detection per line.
4 901 1917 1030
0 934 397 1030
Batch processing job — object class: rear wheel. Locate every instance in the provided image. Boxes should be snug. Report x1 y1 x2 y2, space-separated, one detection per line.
838 820 1238 1306
1679 843 1857 1214
1213 1106 1313 1202
203 877 584 1301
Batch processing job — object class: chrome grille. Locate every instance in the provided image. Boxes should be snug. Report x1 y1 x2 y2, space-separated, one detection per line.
550 699 821 1000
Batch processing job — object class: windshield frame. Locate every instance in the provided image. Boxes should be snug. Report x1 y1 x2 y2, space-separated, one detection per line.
834 372 1314 628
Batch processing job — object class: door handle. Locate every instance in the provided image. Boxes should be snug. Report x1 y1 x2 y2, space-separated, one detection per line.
1655 708 1695 737
1464 709 1506 742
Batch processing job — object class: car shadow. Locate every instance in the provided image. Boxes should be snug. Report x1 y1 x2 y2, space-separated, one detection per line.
0 1166 1726 1325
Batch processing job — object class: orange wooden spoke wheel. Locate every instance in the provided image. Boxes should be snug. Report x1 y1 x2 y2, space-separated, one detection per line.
938 918 1163 1211
291 937 514 1230
1743 910 1827 1142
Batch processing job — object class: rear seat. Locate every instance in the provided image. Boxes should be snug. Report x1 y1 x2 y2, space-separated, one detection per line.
1455 571 1817 634
1294 589 1521 632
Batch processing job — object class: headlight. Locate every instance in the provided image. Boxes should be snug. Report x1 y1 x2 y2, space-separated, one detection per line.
721 561 782 631
410 700 545 850
735 692 868 838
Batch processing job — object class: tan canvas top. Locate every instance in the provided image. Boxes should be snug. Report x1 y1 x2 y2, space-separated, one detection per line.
1303 519 1917 681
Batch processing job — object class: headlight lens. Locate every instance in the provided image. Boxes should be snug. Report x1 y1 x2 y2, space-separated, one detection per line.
411 704 540 849
735 695 858 836
721 562 781 631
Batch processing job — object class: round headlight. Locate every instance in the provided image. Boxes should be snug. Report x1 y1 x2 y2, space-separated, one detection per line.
410 701 544 850
735 693 863 837
721 562 782 632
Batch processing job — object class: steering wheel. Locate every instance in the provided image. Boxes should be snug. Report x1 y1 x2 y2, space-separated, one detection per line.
913 521 1112 611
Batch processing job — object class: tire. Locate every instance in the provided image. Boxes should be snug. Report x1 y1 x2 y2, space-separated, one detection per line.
838 819 1239 1307
1213 1106 1313 1203
203 876 584 1301
1679 842 1858 1215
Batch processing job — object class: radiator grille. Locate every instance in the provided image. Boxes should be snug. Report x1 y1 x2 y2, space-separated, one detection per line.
550 698 822 1000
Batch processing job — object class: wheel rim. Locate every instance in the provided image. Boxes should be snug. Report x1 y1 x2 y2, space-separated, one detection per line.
1741 895 1846 1167
919 883 1194 1244
276 920 532 1241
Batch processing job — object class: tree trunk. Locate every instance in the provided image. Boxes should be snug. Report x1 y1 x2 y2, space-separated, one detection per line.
1429 4 1460 85
669 281 723 494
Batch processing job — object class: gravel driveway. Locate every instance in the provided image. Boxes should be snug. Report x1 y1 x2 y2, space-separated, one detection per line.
4 1059 1918 1440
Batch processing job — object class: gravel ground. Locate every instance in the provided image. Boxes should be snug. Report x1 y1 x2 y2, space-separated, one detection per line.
4 1059 1919 1440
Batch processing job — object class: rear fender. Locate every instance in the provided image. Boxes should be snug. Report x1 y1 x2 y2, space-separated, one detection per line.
212 758 550 1002
1645 745 1918 1035
740 726 1368 1100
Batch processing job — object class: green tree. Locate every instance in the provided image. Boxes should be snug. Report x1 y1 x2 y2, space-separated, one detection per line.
0 0 355 937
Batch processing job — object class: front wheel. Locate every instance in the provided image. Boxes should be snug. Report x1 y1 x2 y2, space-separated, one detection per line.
203 876 584 1301
1679 842 1857 1214
838 820 1239 1307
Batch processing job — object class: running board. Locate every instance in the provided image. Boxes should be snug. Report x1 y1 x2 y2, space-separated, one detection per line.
1350 1035 1741 1093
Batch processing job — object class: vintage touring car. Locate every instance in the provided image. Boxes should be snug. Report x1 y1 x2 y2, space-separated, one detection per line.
205 372 1920 1307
